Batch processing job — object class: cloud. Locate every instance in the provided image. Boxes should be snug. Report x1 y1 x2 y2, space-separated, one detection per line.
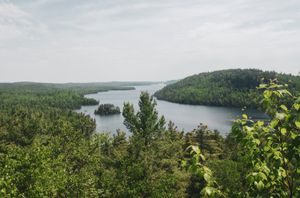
0 0 48 41
0 0 300 82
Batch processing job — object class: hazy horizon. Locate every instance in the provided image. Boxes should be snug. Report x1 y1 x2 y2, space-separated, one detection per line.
1 0 300 83
0 67 298 84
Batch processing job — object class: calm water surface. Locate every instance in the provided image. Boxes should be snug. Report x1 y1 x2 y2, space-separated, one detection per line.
76 84 267 136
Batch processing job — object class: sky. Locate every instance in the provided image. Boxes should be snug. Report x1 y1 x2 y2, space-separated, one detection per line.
0 0 299 83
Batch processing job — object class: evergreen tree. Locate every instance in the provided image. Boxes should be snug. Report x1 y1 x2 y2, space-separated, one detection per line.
120 91 187 197
123 91 165 155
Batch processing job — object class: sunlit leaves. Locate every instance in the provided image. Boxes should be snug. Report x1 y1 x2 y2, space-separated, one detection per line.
263 90 273 98
183 145 225 198
280 104 288 112
232 81 300 197
295 121 300 129
242 114 248 119
275 112 286 120
294 103 300 111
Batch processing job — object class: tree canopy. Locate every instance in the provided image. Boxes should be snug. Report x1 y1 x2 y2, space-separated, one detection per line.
0 78 299 197
155 69 300 108
95 104 121 115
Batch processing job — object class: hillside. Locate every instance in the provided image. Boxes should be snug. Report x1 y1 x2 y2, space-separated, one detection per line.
154 69 300 108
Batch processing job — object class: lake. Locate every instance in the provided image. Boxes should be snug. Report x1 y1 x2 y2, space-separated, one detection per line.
76 83 267 136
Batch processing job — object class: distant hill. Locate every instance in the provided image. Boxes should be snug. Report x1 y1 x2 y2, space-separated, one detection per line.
164 79 180 85
0 81 158 95
154 69 300 108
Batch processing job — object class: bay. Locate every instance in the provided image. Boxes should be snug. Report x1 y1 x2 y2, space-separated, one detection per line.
76 84 267 135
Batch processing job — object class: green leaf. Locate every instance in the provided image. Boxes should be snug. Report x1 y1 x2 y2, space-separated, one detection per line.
191 145 200 154
258 84 267 89
291 131 298 139
294 103 300 111
280 128 287 135
263 90 272 98
264 146 271 152
280 105 288 111
273 91 282 97
255 181 265 191
181 160 187 168
281 170 287 178
199 154 206 161
270 119 279 128
295 121 300 129
203 173 211 182
258 172 267 181
275 113 286 120
254 139 261 145
242 114 248 119
279 89 286 95
257 121 264 127
202 187 212 196
280 89 292 97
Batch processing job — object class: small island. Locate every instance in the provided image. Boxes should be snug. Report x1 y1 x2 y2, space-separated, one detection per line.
94 104 121 115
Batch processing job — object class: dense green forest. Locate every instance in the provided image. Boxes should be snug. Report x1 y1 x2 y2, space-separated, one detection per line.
94 104 121 115
0 81 153 95
0 80 299 197
155 69 300 108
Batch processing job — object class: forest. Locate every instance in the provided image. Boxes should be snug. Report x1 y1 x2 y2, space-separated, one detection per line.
94 104 121 115
154 69 300 108
0 79 299 197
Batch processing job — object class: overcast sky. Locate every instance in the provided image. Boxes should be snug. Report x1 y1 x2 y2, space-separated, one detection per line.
0 0 299 82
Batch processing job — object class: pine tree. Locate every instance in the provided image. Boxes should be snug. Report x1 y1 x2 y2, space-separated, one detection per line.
123 91 165 155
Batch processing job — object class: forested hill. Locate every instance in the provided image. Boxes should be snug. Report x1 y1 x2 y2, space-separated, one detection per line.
0 81 157 95
154 69 300 108
0 81 155 110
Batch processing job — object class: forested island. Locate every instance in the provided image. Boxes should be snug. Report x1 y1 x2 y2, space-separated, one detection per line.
155 69 300 108
94 104 121 115
0 77 299 197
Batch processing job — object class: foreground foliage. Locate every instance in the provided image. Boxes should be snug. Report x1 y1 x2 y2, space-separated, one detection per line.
231 81 300 197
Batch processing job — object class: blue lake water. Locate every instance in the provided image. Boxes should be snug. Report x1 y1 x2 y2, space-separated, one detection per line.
76 84 267 136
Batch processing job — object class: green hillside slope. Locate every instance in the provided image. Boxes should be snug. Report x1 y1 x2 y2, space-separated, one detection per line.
154 69 300 107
